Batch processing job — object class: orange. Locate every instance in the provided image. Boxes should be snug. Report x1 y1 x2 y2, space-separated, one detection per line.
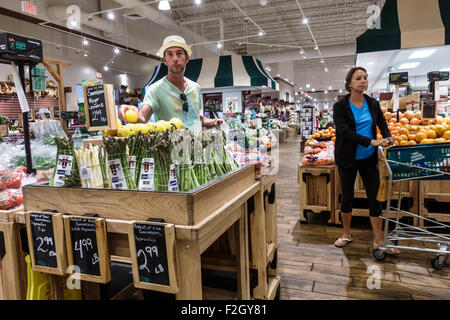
420 139 434 144
399 140 408 145
443 131 450 140
399 128 409 136
381 107 387 114
399 134 408 141
427 130 437 139
434 124 446 137
404 111 414 120
408 134 416 141
435 138 447 143
407 140 417 145
415 132 426 143
400 118 409 125
389 118 397 124
414 111 422 120
384 112 393 121
410 118 420 125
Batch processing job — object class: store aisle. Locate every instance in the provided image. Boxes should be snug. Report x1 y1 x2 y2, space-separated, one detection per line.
275 136 450 300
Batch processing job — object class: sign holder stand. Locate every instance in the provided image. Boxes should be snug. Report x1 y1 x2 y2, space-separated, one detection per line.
128 221 178 294
63 215 111 283
25 212 67 275
84 84 118 132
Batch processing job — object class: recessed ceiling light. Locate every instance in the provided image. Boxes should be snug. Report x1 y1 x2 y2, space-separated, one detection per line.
325 90 328 93
217 42 222 48
339 89 342 93
302 18 308 24
83 38 89 46
299 50 304 55
83 52 88 57
324 68 328 72
158 0 171 10
195 0 202 4
320 60 324 63
408 49 436 59
398 62 420 69
312 88 315 92
367 62 374 65
104 66 109 71
314 46 318 50
306 84 310 88
328 86 332 90
114 47 120 54
107 11 115 20
258 30 265 36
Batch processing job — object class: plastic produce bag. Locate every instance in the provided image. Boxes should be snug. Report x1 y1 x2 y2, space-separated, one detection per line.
31 118 67 143
0 188 23 210
8 140 57 170
0 167 26 190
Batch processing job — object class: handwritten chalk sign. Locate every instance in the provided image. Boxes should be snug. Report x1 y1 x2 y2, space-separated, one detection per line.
84 84 118 132
25 212 67 275
128 221 178 293
421 101 437 120
64 216 110 283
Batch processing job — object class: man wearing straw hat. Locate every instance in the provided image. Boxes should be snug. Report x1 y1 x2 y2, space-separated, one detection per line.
119 35 221 131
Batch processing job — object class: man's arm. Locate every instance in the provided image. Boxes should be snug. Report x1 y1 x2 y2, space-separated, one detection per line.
118 104 153 123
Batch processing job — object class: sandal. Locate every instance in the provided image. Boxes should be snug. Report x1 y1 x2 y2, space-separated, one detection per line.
334 235 353 248
373 246 401 255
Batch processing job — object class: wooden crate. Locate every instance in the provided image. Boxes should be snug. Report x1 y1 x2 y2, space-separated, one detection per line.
82 137 104 148
278 130 286 144
334 168 419 225
23 165 255 226
298 165 335 224
419 180 450 227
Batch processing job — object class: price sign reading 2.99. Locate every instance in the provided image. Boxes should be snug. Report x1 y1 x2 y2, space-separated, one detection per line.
129 222 178 293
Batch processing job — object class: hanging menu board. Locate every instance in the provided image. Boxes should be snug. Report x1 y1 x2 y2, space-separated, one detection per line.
128 221 178 293
84 84 118 131
25 212 67 275
421 101 437 120
64 216 110 283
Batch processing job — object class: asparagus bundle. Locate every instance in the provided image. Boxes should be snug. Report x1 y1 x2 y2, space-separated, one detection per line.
103 136 137 190
98 146 109 188
50 137 80 187
152 130 175 191
126 131 144 186
75 145 104 188
192 132 212 186
136 133 157 191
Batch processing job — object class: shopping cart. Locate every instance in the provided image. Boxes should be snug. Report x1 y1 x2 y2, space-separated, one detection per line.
375 143 450 269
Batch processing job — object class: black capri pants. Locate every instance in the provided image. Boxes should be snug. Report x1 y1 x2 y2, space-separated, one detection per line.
337 152 382 217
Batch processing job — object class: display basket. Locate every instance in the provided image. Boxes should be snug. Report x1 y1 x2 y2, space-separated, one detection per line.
386 142 450 181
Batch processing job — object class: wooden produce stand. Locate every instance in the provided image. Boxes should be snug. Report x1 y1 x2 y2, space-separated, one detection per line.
298 165 335 224
419 180 450 227
278 130 286 144
11 164 259 300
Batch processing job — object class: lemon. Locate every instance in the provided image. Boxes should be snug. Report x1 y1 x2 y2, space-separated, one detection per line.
134 123 146 134
154 120 167 132
125 109 138 123
103 129 109 137
169 117 183 129
142 123 153 135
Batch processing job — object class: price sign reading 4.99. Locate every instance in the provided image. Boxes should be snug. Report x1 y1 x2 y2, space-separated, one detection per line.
128 221 178 293
25 212 67 275
64 216 110 283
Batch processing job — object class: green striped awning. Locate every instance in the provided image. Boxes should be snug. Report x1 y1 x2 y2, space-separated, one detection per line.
144 54 279 92
357 0 450 54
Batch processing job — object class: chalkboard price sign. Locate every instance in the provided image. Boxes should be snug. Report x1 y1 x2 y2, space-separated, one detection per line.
86 85 107 128
83 84 118 132
25 212 67 275
421 101 437 120
129 222 178 293
64 216 110 283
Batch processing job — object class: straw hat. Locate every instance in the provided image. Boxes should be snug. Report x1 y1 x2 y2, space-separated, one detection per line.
158 35 192 58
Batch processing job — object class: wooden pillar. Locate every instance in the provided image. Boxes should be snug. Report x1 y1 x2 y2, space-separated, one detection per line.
236 205 250 300
175 239 202 300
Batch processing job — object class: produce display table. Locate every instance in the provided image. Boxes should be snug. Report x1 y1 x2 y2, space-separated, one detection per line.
278 130 286 144
297 165 335 224
1 165 262 300
419 180 450 227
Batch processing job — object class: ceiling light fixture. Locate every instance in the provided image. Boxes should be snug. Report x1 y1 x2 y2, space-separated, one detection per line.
195 0 202 4
325 90 328 93
258 30 265 36
328 86 332 90
306 84 310 88
259 0 268 5
84 52 88 57
104 65 109 71
302 17 308 24
158 0 171 11
114 47 120 54
321 60 324 63
408 49 436 59
324 68 328 72
83 38 89 46
314 46 318 50
217 42 222 48
398 62 420 70
367 62 374 65
107 11 115 20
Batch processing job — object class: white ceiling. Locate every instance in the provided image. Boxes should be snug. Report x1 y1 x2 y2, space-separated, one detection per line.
0 0 389 106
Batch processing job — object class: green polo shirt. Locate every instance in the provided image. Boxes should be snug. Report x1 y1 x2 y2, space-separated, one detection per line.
143 76 203 132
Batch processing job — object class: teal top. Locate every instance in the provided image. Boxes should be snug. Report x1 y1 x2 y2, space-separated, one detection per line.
349 99 375 160
142 76 203 132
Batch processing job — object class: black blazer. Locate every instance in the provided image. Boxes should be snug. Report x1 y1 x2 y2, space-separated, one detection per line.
333 94 391 168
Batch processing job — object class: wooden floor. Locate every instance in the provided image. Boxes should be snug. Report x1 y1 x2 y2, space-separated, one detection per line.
275 135 450 300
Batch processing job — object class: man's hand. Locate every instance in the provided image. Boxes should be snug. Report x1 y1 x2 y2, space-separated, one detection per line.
118 105 140 122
